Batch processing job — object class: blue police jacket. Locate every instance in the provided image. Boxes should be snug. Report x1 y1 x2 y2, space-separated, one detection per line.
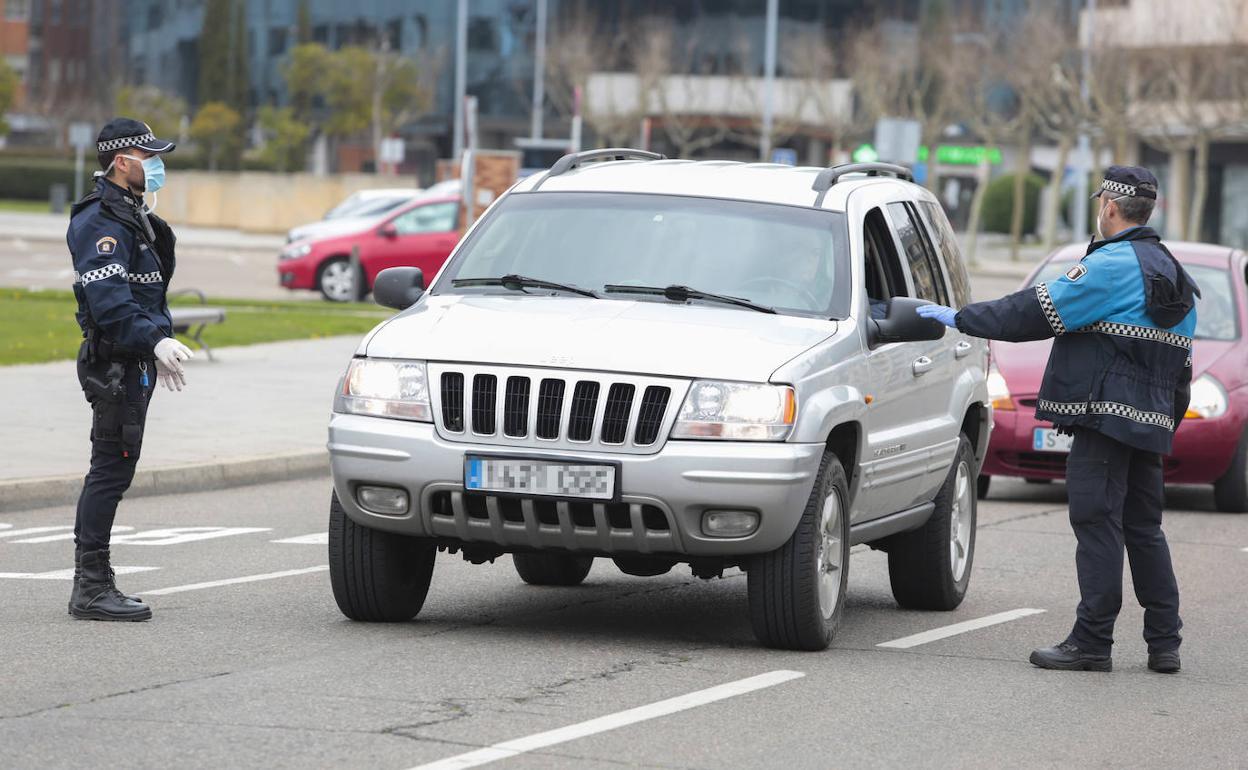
68 177 176 356
955 226 1199 455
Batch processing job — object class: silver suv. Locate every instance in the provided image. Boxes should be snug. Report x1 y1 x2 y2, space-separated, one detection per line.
326 151 991 650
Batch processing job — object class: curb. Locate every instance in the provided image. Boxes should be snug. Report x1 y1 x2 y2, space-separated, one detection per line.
0 450 329 513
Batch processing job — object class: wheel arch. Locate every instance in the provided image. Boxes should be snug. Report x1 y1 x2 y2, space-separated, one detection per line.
825 420 863 504
961 402 991 471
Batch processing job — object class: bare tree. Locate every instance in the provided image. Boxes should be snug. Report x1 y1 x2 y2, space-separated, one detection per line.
779 28 866 165
547 4 642 147
631 17 731 158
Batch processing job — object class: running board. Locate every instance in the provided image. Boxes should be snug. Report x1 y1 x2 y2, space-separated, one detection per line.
848 502 935 546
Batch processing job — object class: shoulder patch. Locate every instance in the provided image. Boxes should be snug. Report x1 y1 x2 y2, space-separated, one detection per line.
95 236 118 255
1065 264 1088 282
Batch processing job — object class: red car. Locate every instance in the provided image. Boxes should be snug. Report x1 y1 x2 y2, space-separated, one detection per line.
278 193 461 301
981 240 1248 512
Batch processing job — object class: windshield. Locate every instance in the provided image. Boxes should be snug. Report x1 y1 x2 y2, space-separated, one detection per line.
433 192 851 318
1034 260 1239 340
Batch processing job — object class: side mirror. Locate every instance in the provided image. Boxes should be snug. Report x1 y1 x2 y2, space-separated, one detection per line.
869 297 947 347
379 223 398 239
373 267 425 311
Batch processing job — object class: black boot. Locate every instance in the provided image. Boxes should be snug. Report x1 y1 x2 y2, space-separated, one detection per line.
69 548 152 621
68 546 141 614
1029 641 1112 672
1148 650 1181 673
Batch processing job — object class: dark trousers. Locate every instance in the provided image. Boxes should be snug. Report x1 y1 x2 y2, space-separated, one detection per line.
74 350 154 551
1063 428 1182 655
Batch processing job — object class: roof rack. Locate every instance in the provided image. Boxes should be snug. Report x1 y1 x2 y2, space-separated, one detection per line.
811 162 914 206
532 148 666 190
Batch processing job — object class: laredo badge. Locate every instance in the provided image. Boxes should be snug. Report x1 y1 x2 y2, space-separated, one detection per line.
95 236 118 255
1065 263 1088 282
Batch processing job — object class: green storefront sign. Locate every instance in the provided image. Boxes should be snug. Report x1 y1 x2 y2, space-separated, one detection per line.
852 143 1002 166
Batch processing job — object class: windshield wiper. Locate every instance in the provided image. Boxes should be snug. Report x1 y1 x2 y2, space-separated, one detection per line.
452 274 600 299
603 284 776 314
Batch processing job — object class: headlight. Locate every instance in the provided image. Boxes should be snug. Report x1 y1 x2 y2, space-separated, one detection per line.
340 358 431 421
281 242 312 260
987 364 1014 411
1185 374 1228 419
671 381 796 441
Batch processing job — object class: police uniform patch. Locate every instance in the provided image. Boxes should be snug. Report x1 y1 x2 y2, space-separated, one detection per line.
1065 264 1088 282
96 236 118 255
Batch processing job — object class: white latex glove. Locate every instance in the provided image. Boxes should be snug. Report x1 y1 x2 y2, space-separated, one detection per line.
156 359 185 391
154 337 194 385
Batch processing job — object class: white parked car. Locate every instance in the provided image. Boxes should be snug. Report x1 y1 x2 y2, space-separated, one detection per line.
286 188 421 243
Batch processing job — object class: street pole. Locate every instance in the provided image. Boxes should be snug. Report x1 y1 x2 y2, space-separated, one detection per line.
760 0 778 161
530 0 547 140
73 145 84 203
452 0 469 160
1073 0 1097 239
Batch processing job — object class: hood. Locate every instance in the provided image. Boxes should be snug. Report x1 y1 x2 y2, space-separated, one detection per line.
363 295 838 382
288 215 385 243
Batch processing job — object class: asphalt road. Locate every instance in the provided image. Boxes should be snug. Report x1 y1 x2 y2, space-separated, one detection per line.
2 476 1246 769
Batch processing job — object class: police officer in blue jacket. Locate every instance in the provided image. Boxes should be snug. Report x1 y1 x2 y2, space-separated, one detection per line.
68 118 195 621
918 166 1198 674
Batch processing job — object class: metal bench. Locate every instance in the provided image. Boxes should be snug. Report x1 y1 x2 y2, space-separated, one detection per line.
169 289 226 361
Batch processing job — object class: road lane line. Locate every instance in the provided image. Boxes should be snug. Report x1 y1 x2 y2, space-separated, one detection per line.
0 523 11 532
406 670 806 770
272 532 329 545
14 526 133 544
144 566 329 596
0 526 73 540
877 608 1047 650
0 566 158 580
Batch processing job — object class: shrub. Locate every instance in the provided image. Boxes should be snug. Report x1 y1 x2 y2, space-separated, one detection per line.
981 172 1046 234
0 157 79 201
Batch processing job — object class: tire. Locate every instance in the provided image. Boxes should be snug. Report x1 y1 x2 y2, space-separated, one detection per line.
1214 427 1248 513
747 451 850 651
887 435 977 611
513 553 594 586
977 474 991 500
328 491 436 621
317 257 356 302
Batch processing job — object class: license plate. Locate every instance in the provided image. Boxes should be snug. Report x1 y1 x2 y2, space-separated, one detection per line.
1033 428 1073 453
464 457 617 500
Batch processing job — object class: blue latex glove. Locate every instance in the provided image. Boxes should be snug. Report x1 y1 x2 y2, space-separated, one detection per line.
916 304 958 328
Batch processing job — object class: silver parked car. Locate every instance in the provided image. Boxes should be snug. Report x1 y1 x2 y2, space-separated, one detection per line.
326 151 991 650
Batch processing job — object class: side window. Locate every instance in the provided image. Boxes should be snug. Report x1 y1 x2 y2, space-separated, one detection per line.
391 202 458 235
887 202 949 306
864 207 908 299
919 201 973 308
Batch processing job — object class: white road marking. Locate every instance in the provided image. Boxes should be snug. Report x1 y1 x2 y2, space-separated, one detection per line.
110 527 271 546
144 565 328 596
0 523 12 532
877 608 1047 650
0 526 73 540
0 566 158 580
271 532 329 545
14 526 133 544
406 670 807 770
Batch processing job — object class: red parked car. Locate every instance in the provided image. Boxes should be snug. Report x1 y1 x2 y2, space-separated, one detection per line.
278 193 461 301
981 240 1248 512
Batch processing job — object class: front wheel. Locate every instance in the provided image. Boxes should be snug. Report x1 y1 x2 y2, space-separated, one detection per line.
747 451 850 651
1214 427 1248 513
317 257 356 302
887 435 977 610
328 492 436 621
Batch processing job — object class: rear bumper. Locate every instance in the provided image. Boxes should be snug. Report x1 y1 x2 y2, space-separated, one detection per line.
327 413 824 558
982 405 1241 484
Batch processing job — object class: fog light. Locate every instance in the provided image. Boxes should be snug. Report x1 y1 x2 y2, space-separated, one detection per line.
357 485 409 515
702 510 759 537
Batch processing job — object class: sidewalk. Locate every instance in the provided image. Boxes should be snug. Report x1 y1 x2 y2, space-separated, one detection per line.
0 211 286 250
0 335 361 511
956 232 1058 281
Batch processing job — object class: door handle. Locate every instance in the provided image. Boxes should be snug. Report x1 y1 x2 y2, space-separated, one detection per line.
912 356 934 376
955 341 973 359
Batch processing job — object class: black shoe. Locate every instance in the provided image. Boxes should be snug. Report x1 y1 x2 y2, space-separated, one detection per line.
1029 641 1112 672
1148 650 1181 674
69 549 152 621
68 547 141 615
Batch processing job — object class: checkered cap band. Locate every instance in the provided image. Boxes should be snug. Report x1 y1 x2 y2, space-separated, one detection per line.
1100 179 1137 197
97 133 156 153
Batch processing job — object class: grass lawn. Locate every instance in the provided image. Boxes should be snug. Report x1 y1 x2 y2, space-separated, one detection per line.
0 289 390 366
0 198 55 214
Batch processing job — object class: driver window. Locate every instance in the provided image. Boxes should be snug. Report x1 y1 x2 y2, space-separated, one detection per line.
391 202 459 235
863 207 909 317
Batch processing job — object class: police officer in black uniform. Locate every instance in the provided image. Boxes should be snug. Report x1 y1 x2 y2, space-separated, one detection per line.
68 118 194 621
917 166 1198 674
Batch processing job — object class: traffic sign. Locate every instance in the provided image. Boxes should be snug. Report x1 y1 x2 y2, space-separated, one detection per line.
771 148 797 166
68 122 93 148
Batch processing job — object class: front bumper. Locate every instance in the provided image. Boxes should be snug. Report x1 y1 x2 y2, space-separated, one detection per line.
328 413 824 557
277 256 315 289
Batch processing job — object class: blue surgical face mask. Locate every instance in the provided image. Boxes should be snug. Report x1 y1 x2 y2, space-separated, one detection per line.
119 153 166 194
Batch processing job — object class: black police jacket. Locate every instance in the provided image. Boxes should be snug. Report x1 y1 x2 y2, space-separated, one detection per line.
954 226 1199 455
68 177 177 356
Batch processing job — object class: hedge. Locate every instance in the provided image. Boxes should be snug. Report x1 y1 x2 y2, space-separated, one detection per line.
0 158 80 201
981 173 1046 235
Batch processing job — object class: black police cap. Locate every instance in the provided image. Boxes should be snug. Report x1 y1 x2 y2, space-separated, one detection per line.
96 117 176 155
1092 165 1158 200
